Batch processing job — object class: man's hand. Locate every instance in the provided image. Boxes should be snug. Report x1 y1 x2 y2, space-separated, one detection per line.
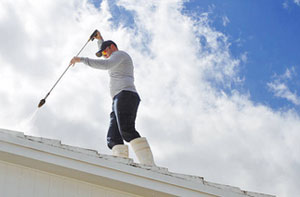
69 57 81 66
95 31 103 40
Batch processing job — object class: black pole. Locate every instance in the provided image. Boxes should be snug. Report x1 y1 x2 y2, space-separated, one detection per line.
38 30 99 108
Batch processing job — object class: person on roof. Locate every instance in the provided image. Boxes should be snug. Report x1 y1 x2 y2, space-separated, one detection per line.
70 30 155 166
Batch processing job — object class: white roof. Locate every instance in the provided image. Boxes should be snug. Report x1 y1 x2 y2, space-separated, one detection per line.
0 128 275 197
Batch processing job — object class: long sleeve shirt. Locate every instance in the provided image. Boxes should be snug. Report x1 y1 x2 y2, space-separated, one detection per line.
80 45 137 98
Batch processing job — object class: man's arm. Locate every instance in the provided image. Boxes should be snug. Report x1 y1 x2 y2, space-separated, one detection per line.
69 51 124 70
96 31 104 49
80 52 123 70
69 31 104 66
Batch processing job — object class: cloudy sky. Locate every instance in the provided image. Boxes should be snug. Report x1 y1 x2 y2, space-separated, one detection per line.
1 0 299 196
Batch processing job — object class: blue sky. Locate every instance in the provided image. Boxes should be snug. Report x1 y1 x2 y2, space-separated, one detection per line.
93 0 300 111
183 0 300 111
1 0 300 196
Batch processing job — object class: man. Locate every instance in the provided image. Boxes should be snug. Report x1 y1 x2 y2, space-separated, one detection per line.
70 31 155 166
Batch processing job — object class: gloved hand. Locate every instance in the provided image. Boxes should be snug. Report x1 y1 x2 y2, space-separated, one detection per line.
90 29 103 41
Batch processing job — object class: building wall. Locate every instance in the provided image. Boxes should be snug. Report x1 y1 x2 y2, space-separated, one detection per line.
0 160 141 197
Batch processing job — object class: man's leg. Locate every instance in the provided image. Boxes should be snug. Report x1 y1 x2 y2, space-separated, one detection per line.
107 111 124 149
107 111 129 158
113 91 141 142
114 91 155 165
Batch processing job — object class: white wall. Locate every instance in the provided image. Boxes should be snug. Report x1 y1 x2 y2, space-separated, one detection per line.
0 160 141 197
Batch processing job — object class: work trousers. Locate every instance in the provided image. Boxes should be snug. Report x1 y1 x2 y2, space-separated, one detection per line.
107 90 141 149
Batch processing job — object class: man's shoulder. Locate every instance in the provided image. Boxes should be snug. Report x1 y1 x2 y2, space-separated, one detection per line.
113 50 131 59
116 50 130 56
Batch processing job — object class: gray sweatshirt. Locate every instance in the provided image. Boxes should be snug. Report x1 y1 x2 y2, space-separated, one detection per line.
80 42 137 98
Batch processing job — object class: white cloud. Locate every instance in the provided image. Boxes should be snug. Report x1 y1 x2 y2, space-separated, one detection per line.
283 2 289 9
268 82 300 105
0 1 299 197
282 0 300 9
268 67 300 106
222 15 230 26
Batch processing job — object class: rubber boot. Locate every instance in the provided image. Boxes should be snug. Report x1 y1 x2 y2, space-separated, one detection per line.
130 137 156 166
112 144 129 158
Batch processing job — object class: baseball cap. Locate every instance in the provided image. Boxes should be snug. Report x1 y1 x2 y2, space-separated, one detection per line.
96 40 117 57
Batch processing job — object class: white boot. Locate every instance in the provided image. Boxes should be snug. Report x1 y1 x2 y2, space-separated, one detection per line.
112 144 129 158
130 137 155 166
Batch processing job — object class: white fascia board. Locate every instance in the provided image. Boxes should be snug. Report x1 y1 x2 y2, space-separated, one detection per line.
0 133 215 196
0 129 275 197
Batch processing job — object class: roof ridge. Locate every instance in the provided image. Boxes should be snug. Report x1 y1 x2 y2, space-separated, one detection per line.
0 128 134 165
0 128 275 197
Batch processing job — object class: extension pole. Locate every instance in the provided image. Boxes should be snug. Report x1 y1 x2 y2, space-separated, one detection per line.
38 30 98 108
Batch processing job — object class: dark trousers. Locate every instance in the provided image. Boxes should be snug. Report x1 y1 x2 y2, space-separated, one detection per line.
107 90 141 149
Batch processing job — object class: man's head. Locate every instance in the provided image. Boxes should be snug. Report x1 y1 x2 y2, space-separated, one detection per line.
96 40 118 58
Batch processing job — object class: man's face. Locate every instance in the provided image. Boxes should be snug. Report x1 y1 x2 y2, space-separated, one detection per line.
102 45 113 58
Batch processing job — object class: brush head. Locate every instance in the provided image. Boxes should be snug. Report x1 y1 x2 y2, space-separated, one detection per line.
38 99 46 108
